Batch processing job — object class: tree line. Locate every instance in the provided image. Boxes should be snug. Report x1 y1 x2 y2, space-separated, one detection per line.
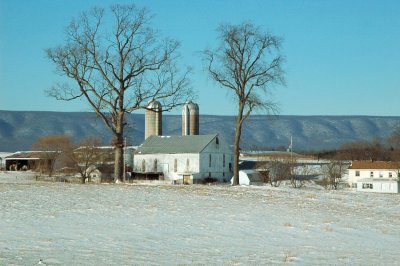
311 129 400 161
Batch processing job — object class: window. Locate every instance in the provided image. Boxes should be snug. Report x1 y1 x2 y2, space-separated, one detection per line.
355 171 360 177
174 159 177 172
389 172 393 178
209 154 212 167
223 154 226 168
379 171 383 178
362 183 373 189
216 137 219 145
142 159 146 172
370 171 374 178
154 159 158 172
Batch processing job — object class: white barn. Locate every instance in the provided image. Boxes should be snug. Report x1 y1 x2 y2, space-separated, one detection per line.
133 134 232 184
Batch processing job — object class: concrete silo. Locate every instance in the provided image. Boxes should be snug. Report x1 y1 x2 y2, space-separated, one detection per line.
145 101 162 139
182 101 199 135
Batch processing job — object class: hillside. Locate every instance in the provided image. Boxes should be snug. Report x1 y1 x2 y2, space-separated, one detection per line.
0 110 399 151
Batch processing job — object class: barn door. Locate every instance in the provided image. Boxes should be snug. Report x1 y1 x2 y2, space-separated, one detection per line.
183 175 191 185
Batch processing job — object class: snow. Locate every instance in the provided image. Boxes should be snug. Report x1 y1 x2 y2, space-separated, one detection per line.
1 171 399 265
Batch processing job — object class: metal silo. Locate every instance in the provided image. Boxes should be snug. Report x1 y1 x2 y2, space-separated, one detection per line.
182 101 199 135
145 101 162 139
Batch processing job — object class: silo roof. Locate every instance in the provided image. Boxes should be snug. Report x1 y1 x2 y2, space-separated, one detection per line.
135 134 218 154
147 101 162 109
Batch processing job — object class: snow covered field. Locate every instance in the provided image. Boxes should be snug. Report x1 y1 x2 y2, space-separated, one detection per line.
1 172 399 265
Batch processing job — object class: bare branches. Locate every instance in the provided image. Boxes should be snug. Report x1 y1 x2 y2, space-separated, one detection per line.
205 23 284 111
46 4 192 181
322 160 348 190
203 21 285 185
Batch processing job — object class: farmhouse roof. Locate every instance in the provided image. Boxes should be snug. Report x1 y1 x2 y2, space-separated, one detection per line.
349 161 400 170
135 134 218 154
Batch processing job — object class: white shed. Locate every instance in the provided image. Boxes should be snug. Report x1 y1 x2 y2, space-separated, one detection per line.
356 178 400 193
231 170 263 186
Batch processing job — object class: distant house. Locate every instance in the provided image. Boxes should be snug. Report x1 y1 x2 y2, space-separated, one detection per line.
231 170 264 186
347 161 400 188
133 134 232 184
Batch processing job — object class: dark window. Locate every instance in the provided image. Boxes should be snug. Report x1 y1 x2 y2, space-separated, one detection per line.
174 159 177 172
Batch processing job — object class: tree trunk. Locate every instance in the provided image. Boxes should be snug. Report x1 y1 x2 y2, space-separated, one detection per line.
114 141 123 182
114 113 124 182
232 133 241 185
232 104 244 186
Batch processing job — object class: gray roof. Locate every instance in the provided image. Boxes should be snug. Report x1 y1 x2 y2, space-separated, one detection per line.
135 134 218 154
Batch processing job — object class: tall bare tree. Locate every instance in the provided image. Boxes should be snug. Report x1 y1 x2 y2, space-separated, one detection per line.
203 22 284 185
46 4 192 182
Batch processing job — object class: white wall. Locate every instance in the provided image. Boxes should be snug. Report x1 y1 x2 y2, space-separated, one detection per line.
348 169 398 185
356 180 399 193
199 135 232 182
133 135 233 183
133 153 200 181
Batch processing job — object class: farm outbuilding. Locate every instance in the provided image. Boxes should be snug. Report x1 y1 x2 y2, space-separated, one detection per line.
4 151 53 171
231 170 264 186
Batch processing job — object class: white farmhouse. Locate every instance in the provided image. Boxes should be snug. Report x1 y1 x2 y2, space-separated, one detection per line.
133 134 232 184
347 161 400 189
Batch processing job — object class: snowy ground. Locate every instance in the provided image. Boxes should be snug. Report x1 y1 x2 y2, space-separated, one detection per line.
1 172 399 265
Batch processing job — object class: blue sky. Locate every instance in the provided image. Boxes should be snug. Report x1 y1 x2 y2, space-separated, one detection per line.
1 0 399 116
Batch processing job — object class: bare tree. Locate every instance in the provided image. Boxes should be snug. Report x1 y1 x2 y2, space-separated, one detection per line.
64 137 104 183
268 160 291 187
322 160 348 190
290 162 312 189
203 22 284 185
31 135 72 177
46 4 192 182
255 158 291 187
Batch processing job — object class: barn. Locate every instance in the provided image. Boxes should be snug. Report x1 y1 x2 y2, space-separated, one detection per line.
133 134 232 184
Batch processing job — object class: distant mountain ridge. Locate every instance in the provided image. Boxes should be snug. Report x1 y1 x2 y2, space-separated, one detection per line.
0 110 399 151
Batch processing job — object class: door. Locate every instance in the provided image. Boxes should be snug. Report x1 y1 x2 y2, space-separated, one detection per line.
183 175 191 185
